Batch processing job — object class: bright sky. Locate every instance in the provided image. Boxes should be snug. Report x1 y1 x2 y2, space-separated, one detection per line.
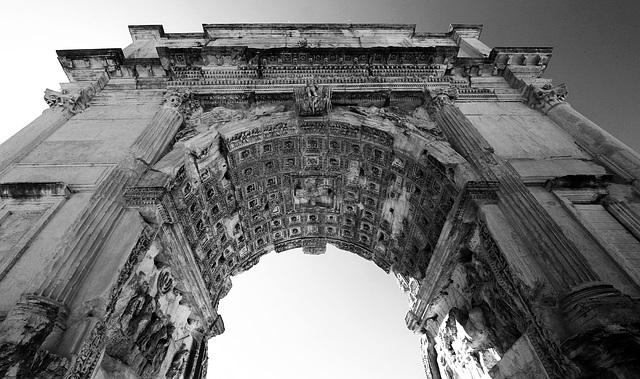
1 1 639 378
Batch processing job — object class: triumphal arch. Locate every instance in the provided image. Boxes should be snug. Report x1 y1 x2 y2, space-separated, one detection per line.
1 22 640 378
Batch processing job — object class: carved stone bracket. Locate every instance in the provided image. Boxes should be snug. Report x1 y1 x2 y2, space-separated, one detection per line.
123 178 175 225
209 315 225 338
526 83 568 114
294 84 332 116
455 181 499 222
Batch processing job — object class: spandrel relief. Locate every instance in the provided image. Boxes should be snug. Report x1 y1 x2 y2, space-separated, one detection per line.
104 241 206 379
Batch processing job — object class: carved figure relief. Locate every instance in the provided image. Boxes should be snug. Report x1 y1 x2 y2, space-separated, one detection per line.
101 239 205 379
292 177 335 209
166 344 190 379
294 84 332 116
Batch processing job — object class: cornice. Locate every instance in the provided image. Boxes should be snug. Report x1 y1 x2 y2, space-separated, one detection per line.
56 23 554 88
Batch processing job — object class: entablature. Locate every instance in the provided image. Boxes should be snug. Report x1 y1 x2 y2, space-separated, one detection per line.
56 23 553 85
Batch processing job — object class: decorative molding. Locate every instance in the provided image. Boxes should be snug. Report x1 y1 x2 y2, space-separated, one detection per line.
104 228 154 319
64 320 106 379
596 154 635 184
602 199 640 241
477 220 573 379
0 188 69 280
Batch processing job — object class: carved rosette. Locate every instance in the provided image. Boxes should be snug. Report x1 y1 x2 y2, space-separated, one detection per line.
424 87 458 120
527 83 568 114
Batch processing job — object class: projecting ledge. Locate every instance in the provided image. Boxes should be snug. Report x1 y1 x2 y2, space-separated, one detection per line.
0 182 71 199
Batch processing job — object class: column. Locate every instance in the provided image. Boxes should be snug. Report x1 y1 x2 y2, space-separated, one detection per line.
0 88 190 375
530 84 640 187
35 89 188 306
426 87 604 293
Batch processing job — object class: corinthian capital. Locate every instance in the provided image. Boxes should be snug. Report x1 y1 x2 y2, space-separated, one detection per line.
162 88 202 121
44 88 89 115
527 83 568 114
424 87 458 120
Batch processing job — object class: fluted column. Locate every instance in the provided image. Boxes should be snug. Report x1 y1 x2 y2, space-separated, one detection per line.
0 71 109 174
521 81 640 188
0 87 190 376
427 88 602 292
34 89 188 306
547 101 640 188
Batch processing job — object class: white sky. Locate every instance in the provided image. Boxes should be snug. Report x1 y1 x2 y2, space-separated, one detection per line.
1 1 639 378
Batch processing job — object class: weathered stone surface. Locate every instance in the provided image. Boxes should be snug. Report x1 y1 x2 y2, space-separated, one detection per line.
0 22 639 379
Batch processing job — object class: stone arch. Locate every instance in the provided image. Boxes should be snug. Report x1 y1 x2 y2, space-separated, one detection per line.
108 98 475 378
3 22 640 379
146 101 469 299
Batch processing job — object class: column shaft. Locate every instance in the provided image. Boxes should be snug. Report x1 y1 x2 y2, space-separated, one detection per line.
435 102 600 291
547 103 640 187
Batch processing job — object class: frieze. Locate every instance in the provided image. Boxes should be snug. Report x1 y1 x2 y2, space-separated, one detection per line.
64 320 106 379
476 220 571 378
105 229 154 319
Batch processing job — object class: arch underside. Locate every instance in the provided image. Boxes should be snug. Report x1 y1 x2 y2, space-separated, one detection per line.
142 100 463 309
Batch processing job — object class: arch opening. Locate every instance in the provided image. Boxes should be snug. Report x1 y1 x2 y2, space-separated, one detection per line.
207 244 426 379
120 99 469 378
